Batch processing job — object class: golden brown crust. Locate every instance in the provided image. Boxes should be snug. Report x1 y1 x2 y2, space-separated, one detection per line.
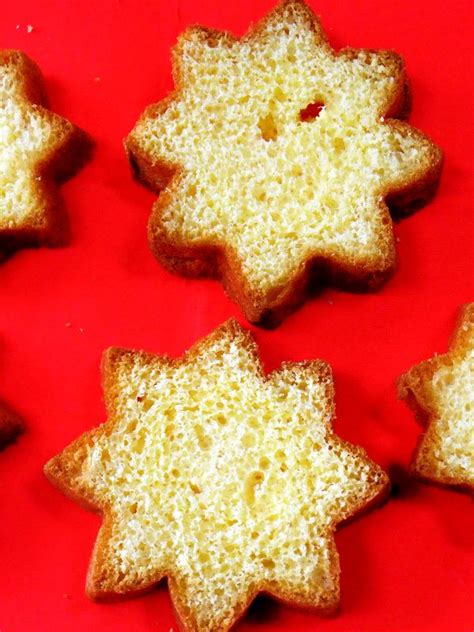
45 319 389 630
125 97 179 194
125 0 442 326
385 136 443 219
0 49 92 257
398 304 474 492
0 402 23 451
147 201 397 327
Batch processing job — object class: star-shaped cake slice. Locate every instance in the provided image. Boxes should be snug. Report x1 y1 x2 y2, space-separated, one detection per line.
398 304 474 491
45 319 389 631
0 50 90 256
126 0 442 325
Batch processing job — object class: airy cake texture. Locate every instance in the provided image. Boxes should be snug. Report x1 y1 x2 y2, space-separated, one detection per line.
126 0 442 325
398 304 474 490
0 49 90 256
45 320 389 631
0 402 22 450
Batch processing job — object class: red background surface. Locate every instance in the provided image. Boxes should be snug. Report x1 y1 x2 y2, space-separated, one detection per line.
0 0 473 630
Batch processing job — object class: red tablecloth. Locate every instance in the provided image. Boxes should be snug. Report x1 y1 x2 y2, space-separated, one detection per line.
0 1 472 630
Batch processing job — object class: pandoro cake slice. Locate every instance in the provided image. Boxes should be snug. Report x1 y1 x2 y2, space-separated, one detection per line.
126 0 442 325
45 319 389 631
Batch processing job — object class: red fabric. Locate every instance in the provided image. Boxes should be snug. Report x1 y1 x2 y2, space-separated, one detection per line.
0 1 472 630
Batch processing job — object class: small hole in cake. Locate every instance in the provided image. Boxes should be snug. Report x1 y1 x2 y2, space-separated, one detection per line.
244 470 265 505
258 113 278 141
134 435 145 453
300 101 325 122
273 86 286 102
332 137 345 153
259 456 270 469
168 108 179 120
215 413 227 425
142 398 153 412
194 424 212 449
290 165 303 177
262 558 275 570
252 185 267 202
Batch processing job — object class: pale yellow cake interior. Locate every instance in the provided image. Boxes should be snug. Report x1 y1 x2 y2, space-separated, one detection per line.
71 324 385 630
416 326 474 485
0 56 67 227
132 2 437 292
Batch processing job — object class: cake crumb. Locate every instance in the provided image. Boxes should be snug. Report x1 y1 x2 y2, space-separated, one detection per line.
93 76 102 83
26 25 34 33
124 0 440 324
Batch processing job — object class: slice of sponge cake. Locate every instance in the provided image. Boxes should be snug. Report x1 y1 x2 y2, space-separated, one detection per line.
126 0 442 325
0 50 90 256
398 304 474 491
45 319 389 631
